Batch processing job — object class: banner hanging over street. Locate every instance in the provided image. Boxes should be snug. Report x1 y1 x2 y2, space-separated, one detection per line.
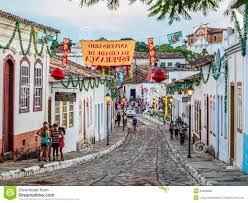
80 40 136 66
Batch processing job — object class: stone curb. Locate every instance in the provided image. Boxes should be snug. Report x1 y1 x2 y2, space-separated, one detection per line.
0 132 128 181
143 114 211 186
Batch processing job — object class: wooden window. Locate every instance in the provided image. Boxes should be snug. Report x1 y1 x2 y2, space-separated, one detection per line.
90 97 92 125
33 60 43 111
214 35 217 42
101 103 103 125
55 101 60 126
69 101 74 128
87 100 89 127
19 57 30 113
62 101 67 128
168 62 172 67
79 101 82 133
190 38 193 44
237 84 243 133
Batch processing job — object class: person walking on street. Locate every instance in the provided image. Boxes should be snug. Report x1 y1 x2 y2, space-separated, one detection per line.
116 112 121 127
179 122 185 145
174 121 179 140
169 121 174 140
37 122 50 162
132 116 138 131
51 123 60 161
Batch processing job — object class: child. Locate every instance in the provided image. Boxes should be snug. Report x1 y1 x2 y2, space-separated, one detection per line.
58 127 65 161
50 123 60 161
169 121 174 140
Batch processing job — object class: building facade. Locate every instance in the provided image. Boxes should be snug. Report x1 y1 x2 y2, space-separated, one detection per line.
49 57 112 153
0 10 59 159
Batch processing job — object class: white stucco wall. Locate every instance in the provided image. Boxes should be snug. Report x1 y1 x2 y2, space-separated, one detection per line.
0 17 56 140
49 80 108 153
226 42 244 169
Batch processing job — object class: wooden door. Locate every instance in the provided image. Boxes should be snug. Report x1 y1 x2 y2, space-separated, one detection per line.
230 85 235 163
83 100 86 140
48 98 52 125
207 95 209 146
3 58 15 153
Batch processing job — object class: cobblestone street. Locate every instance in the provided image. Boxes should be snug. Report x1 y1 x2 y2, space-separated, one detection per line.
1 117 197 186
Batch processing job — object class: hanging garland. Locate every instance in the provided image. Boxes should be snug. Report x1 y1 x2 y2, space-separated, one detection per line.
60 75 118 97
200 64 211 84
0 21 57 57
230 5 248 56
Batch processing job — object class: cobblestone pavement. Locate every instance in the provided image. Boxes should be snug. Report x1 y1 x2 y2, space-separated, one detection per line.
1 117 197 186
0 128 126 173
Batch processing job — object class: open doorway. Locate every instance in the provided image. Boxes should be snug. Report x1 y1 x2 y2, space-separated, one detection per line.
2 56 15 153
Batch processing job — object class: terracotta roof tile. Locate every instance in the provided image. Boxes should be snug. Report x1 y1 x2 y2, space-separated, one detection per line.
0 9 60 33
134 51 185 59
50 56 101 79
189 55 214 68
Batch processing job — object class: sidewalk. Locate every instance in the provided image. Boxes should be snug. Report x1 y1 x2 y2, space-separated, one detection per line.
0 127 128 181
144 114 248 186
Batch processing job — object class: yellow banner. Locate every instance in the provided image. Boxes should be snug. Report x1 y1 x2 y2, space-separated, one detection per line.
80 40 136 66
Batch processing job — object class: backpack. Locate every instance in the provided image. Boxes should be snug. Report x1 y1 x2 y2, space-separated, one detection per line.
132 118 138 125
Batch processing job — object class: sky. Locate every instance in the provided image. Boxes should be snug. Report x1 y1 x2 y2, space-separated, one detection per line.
0 0 237 45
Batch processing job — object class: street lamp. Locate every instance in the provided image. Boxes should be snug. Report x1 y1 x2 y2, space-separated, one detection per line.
186 86 194 158
105 93 111 145
121 97 126 131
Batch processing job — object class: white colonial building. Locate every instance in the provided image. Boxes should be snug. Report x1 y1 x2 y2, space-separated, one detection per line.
0 10 59 160
49 57 112 153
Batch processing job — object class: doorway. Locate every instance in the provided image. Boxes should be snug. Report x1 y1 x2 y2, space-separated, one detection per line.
130 89 136 100
207 95 209 146
230 85 235 164
2 56 15 153
83 100 86 140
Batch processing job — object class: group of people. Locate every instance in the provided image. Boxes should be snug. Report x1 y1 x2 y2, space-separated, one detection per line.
169 117 188 145
115 111 138 131
115 111 128 127
37 122 65 162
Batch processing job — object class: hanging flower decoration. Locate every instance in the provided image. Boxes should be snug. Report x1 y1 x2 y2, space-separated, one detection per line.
51 68 65 80
177 90 183 95
152 69 166 83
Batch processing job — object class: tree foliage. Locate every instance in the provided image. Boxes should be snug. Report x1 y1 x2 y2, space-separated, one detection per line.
78 0 228 24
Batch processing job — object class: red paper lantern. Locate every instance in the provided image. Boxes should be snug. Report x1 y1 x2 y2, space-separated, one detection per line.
152 69 166 83
51 68 65 80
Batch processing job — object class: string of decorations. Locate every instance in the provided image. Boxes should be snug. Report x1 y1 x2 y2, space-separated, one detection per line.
230 5 248 56
60 76 118 98
167 54 228 112
0 21 56 57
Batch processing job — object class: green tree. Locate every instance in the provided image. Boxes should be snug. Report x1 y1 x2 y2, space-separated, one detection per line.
136 41 148 52
79 0 236 24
